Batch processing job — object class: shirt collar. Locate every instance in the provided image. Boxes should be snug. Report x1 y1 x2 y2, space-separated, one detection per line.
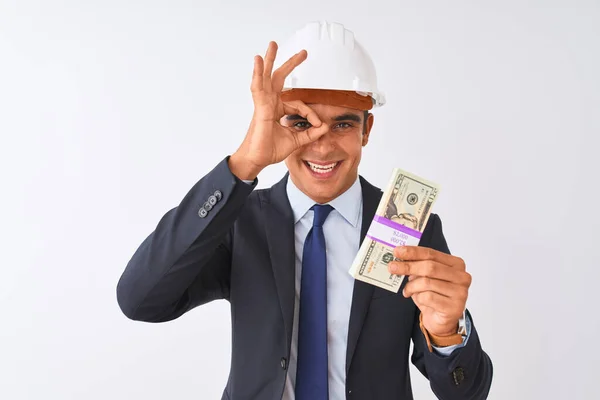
286 175 362 227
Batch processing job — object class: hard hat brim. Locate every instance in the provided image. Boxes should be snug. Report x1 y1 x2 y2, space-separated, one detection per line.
280 88 374 111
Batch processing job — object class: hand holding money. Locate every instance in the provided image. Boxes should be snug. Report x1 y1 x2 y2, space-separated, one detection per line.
388 246 471 337
348 168 441 292
348 167 471 336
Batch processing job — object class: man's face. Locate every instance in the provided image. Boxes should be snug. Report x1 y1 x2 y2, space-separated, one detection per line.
283 103 374 204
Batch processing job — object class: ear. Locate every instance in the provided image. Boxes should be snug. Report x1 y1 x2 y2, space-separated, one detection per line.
362 112 375 146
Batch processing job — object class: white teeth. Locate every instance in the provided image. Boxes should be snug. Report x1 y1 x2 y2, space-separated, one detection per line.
307 162 337 174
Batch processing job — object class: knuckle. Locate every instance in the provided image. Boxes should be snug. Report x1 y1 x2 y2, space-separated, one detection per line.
393 246 402 259
398 262 407 275
389 261 399 274
397 246 409 259
402 262 410 275
422 277 432 289
425 261 436 276
426 247 435 259
453 286 467 301
408 262 416 276
464 272 473 286
414 292 423 304
423 291 434 303
460 288 469 301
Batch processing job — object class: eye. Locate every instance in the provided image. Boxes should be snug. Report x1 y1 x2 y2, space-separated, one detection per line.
292 121 312 131
333 122 356 131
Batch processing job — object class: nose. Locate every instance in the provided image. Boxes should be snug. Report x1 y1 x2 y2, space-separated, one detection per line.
308 126 335 152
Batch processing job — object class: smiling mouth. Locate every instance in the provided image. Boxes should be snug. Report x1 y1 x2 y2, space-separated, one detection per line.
303 160 342 177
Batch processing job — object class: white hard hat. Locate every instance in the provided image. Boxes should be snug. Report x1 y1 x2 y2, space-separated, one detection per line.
274 21 386 107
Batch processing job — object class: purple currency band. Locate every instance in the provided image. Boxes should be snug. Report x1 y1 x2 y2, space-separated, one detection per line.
365 215 422 249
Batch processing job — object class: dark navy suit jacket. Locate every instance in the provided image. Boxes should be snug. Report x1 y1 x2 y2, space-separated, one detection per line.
116 156 493 399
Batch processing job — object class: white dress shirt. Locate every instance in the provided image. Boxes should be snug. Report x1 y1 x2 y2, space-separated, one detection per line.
282 176 363 400
244 176 469 399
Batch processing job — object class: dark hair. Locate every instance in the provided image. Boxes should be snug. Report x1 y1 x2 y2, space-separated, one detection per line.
363 110 370 135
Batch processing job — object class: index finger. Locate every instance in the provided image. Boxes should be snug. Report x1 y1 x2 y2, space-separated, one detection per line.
394 246 464 268
271 50 308 92
388 260 456 282
282 100 322 128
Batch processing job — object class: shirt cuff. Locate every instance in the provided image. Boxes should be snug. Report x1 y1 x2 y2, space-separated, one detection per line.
431 313 472 356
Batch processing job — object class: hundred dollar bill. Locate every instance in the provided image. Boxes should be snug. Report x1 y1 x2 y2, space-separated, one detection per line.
348 168 440 292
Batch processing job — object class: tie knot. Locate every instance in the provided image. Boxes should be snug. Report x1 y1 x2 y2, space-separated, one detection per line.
311 204 334 227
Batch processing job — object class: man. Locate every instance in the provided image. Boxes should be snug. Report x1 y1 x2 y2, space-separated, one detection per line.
116 21 493 399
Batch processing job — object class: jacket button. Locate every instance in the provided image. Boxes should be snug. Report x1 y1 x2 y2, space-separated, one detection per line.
203 201 213 211
452 367 465 386
208 195 217 206
214 190 222 201
280 357 287 370
198 208 208 218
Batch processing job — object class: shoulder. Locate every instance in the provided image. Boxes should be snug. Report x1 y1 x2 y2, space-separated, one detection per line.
359 174 383 195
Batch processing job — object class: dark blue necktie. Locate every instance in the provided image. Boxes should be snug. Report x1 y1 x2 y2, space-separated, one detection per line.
295 204 334 400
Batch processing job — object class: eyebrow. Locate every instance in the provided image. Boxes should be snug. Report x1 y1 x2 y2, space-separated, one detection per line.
285 114 308 121
285 113 362 123
333 113 362 123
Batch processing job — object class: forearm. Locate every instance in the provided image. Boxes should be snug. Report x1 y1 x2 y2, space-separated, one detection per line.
116 156 255 321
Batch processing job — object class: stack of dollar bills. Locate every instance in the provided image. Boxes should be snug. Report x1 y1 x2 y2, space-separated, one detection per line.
348 169 440 292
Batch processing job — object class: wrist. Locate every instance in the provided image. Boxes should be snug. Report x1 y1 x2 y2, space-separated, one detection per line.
431 322 460 337
228 152 263 181
419 314 463 353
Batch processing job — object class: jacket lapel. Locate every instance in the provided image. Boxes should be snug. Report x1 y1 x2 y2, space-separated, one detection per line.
262 172 383 372
346 176 382 373
262 173 297 354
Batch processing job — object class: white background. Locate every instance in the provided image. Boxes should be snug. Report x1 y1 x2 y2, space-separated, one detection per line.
1 0 599 399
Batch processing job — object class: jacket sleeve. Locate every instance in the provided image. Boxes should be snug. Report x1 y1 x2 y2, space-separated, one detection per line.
116 156 255 322
410 214 494 399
